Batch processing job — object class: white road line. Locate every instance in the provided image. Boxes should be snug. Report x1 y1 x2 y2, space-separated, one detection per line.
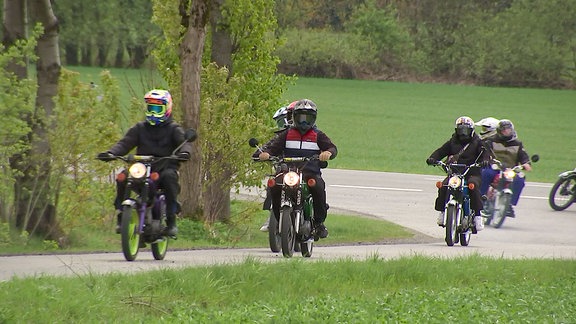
330 184 422 192
523 195 548 200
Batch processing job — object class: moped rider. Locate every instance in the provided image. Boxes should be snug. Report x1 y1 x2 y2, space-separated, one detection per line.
255 99 337 238
259 103 294 232
98 89 193 236
475 117 500 141
426 116 491 231
479 119 532 217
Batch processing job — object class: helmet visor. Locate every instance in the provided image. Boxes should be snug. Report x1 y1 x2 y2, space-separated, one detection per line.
294 112 315 124
147 104 166 117
456 125 473 137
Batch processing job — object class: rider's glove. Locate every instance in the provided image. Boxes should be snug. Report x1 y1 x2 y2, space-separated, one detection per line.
259 152 270 161
319 151 332 161
480 160 491 168
426 157 437 165
177 152 190 161
97 152 114 161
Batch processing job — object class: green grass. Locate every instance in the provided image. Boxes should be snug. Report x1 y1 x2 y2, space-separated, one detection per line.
283 78 576 183
1 255 575 322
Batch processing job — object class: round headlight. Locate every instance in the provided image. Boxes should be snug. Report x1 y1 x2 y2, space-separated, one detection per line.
448 176 461 189
283 171 300 187
129 162 147 179
503 169 516 180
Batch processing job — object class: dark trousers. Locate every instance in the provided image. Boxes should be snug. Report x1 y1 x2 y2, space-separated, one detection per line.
115 168 180 220
270 173 328 224
435 175 483 213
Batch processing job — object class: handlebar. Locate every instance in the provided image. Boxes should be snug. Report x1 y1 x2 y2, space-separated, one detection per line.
98 154 189 163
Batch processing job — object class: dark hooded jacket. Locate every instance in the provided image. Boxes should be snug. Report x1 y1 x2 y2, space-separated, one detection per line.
428 133 489 176
108 120 193 171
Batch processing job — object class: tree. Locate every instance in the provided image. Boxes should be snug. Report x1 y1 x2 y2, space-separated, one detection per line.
3 0 64 241
151 0 288 223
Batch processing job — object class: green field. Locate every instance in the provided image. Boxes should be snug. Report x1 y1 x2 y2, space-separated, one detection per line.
67 66 576 183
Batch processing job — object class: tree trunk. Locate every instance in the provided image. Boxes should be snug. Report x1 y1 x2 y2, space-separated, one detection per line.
202 0 233 222
20 0 65 242
178 0 209 219
2 0 27 79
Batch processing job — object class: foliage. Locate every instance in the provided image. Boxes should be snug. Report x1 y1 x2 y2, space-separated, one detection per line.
48 69 123 233
277 28 376 78
199 0 291 193
0 29 40 237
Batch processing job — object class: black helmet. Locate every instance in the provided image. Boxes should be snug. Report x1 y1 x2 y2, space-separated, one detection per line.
454 116 475 142
497 119 517 142
292 99 317 133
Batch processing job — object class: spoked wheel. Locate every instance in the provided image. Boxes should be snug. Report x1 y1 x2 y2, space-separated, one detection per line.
121 206 141 261
491 194 509 228
549 177 576 211
151 238 168 260
445 205 457 246
268 212 281 253
280 207 295 258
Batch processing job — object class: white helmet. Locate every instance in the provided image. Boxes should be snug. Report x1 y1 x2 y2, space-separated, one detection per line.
475 117 499 140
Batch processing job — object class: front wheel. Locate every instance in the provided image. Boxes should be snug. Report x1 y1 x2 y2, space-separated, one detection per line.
280 206 295 258
549 176 576 211
121 205 141 261
445 205 457 246
492 193 509 229
268 211 281 253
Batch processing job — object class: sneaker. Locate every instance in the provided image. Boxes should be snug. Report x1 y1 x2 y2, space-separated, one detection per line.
437 212 445 227
474 216 484 231
315 223 329 239
259 218 269 232
506 206 516 218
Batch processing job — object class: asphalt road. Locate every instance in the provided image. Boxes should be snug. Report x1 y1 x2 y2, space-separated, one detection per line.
2 169 575 281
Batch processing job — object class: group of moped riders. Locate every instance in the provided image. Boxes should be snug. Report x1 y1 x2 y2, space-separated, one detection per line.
99 88 531 241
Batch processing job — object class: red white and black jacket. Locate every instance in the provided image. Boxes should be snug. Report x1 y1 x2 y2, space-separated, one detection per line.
256 127 338 175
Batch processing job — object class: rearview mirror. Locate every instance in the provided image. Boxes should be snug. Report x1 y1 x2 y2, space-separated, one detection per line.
531 154 539 163
248 138 259 148
185 129 197 142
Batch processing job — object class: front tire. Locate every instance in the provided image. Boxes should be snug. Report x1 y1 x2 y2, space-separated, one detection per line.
445 205 457 246
268 211 281 253
280 206 295 258
121 206 140 261
492 193 509 228
549 177 576 211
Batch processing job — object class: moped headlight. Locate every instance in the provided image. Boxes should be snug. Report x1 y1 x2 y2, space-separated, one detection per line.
283 171 300 187
503 169 516 180
128 162 147 179
448 176 461 189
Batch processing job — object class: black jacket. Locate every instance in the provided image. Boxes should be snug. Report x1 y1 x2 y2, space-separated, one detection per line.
108 120 193 171
428 133 489 177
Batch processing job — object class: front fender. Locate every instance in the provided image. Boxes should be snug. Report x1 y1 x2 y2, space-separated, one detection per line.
121 199 136 208
559 170 576 179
